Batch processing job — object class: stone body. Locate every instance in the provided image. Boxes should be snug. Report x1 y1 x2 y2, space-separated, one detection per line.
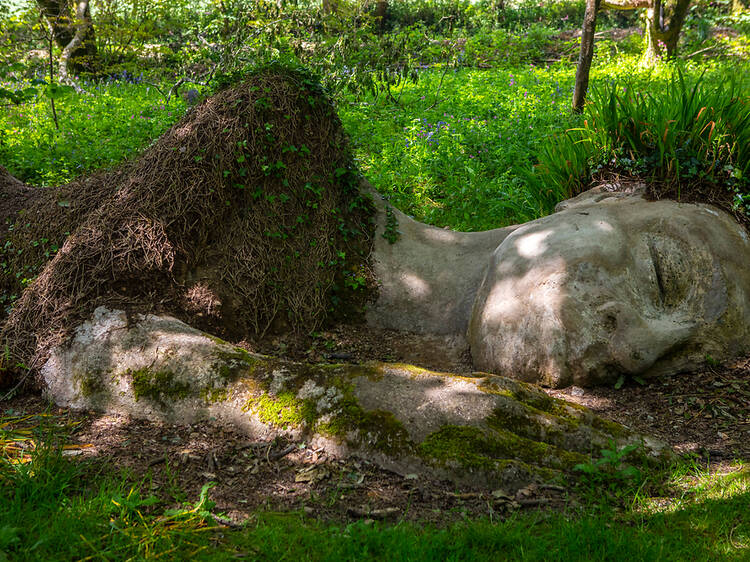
369 188 750 387
366 190 518 335
41 307 667 490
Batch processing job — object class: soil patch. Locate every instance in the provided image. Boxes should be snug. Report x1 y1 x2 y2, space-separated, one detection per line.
549 358 750 463
238 323 473 374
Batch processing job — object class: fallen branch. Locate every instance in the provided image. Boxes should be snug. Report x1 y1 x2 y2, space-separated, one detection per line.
347 506 400 519
685 45 718 58
269 444 297 461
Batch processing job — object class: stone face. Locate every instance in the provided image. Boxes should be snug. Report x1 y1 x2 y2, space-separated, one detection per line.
468 192 750 387
42 307 668 491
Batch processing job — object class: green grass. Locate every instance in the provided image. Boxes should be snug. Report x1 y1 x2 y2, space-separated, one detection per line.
1 55 745 230
340 56 745 230
0 76 189 186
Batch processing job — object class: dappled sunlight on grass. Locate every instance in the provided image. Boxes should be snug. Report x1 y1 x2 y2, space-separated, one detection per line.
339 58 745 230
0 79 188 186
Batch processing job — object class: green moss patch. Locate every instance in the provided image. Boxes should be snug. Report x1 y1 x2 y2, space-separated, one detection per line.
75 369 106 397
318 399 413 456
127 367 191 403
212 347 258 381
419 424 586 473
244 392 317 429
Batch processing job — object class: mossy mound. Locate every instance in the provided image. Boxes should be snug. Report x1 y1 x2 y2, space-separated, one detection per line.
0 63 374 381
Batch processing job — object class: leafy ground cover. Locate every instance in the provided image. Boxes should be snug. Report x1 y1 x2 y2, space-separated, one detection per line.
341 56 747 230
0 76 188 187
2 56 745 230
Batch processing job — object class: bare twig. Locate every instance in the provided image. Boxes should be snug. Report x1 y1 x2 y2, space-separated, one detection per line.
426 62 450 110
211 514 242 528
148 455 167 467
347 506 400 519
685 45 718 58
269 444 297 461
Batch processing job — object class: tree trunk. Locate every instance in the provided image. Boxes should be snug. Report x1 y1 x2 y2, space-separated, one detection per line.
601 0 691 65
641 0 691 65
36 0 97 74
58 1 95 83
322 0 340 14
375 1 388 30
572 0 601 113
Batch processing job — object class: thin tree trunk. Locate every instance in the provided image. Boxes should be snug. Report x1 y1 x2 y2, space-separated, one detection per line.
322 0 339 14
375 1 388 30
572 0 601 113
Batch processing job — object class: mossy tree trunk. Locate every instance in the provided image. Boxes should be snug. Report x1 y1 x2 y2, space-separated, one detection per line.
601 0 692 65
35 0 98 75
641 0 692 65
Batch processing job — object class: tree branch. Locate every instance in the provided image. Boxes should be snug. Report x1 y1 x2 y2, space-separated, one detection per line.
601 0 649 9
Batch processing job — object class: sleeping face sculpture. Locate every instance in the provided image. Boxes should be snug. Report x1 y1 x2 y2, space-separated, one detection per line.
468 193 750 387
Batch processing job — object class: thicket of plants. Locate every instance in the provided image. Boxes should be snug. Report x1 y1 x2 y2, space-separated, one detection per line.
2 1 747 228
533 71 750 222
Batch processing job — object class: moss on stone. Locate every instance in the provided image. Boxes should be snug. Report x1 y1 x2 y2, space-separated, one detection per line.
297 374 414 456
589 415 629 439
479 377 568 418
493 459 560 483
240 365 414 456
243 392 317 429
75 369 105 397
418 424 586 473
201 386 230 403
418 426 498 471
213 347 259 381
318 401 413 456
128 367 191 402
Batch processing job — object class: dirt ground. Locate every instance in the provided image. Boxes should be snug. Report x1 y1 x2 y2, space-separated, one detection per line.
2 326 749 526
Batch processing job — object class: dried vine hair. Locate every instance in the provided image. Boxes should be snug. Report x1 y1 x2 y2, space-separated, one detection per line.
0 63 375 382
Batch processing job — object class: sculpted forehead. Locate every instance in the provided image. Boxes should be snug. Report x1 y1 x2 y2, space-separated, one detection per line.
497 208 628 273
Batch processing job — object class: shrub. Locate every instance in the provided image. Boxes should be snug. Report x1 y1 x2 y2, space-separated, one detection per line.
532 70 750 219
